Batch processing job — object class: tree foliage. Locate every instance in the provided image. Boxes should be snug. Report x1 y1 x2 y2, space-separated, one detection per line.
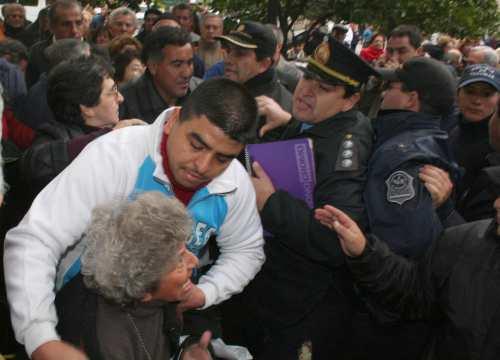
211 0 500 43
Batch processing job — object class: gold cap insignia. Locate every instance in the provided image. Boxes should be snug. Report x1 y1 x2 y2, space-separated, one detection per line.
314 43 331 65
236 24 245 32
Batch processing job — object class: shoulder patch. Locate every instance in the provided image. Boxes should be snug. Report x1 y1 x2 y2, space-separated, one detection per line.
385 170 415 205
335 134 359 171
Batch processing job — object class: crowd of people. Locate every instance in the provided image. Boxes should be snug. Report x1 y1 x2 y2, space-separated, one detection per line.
0 1 499 359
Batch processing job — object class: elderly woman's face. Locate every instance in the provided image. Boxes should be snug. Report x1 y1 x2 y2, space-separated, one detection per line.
149 244 198 302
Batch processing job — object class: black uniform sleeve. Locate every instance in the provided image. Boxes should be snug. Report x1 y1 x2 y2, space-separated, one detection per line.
261 168 367 268
365 162 442 258
346 234 440 323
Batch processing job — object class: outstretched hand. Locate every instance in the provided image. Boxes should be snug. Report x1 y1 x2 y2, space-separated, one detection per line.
314 205 367 257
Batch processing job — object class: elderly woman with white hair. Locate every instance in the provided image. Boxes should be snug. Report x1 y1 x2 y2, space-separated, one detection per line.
55 192 212 360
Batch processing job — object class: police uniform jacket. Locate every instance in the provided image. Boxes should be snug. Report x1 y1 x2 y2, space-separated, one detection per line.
348 219 500 360
250 109 373 329
365 110 459 259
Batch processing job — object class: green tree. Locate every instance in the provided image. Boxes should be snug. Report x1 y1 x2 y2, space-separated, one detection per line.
211 0 499 46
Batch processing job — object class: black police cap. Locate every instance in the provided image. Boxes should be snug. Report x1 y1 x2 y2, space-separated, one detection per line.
305 38 379 88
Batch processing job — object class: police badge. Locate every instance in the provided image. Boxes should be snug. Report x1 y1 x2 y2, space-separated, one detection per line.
386 170 415 205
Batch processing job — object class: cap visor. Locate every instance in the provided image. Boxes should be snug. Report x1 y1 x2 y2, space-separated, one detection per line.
458 78 500 92
377 67 400 82
216 35 257 49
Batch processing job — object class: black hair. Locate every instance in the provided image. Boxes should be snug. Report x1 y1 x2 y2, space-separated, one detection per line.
144 8 162 19
388 25 422 50
180 78 258 144
172 3 192 15
47 55 113 126
113 49 141 83
142 26 191 64
48 0 81 26
152 12 179 27
0 39 28 65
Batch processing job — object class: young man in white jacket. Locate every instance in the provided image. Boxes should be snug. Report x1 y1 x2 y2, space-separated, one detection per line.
4 78 265 360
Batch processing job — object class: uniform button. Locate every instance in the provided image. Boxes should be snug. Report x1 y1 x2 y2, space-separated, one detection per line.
343 140 354 149
342 159 353 167
342 150 353 158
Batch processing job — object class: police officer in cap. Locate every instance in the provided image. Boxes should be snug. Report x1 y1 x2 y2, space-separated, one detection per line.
235 38 379 359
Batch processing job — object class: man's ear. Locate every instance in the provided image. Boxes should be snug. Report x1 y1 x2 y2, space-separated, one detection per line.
342 92 361 112
416 46 424 56
407 90 420 112
258 57 273 74
142 293 153 303
148 61 158 76
80 104 94 120
163 110 179 135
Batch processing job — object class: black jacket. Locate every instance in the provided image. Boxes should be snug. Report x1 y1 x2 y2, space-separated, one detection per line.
250 109 373 329
449 113 496 220
244 67 292 141
119 71 201 124
25 38 51 88
20 120 107 197
349 219 500 360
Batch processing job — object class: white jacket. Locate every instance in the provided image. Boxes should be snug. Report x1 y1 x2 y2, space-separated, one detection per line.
4 108 265 356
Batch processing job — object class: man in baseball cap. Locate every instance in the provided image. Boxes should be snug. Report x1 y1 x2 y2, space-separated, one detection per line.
216 21 293 137
447 63 500 220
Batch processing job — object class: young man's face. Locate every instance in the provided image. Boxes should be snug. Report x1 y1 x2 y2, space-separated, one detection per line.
201 16 223 43
292 74 357 124
223 43 268 84
458 82 499 122
173 9 193 32
144 13 160 33
149 44 194 104
386 35 418 65
165 114 244 189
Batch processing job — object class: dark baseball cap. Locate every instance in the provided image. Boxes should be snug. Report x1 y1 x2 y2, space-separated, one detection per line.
305 37 379 88
381 57 457 116
459 64 500 91
216 21 276 58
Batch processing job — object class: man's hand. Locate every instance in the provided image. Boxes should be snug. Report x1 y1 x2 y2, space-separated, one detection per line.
255 96 292 137
31 340 88 360
418 165 453 208
178 284 206 314
181 331 213 360
113 118 147 130
251 161 275 211
314 205 367 257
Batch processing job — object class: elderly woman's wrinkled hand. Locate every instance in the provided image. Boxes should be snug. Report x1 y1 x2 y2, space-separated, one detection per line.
314 205 367 257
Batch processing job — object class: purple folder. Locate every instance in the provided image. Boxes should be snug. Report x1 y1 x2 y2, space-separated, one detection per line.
245 138 316 208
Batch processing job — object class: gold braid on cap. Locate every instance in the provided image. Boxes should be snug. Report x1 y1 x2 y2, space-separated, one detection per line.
308 59 360 87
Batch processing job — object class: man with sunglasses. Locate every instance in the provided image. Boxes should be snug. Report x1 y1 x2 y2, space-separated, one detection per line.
233 38 379 359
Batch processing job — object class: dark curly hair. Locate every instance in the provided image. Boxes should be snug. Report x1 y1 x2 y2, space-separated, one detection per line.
47 55 114 126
